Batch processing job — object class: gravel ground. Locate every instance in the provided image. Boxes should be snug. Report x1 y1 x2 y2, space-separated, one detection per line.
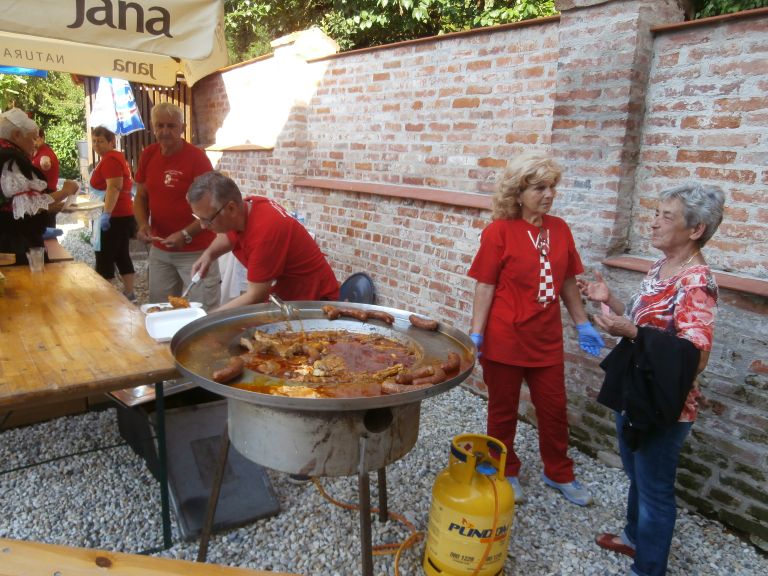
1 225 764 575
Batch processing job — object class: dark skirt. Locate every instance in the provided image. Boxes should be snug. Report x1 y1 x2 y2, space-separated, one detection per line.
0 209 47 265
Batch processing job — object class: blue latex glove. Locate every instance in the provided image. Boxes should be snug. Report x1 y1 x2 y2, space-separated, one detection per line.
576 322 604 357
100 212 111 231
470 332 483 356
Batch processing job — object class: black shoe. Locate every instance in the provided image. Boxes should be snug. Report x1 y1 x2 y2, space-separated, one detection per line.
287 474 312 485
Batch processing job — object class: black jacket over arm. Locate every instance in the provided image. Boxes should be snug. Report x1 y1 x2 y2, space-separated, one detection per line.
598 326 700 449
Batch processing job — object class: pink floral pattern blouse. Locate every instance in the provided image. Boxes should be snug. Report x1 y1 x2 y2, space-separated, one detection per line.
627 259 718 422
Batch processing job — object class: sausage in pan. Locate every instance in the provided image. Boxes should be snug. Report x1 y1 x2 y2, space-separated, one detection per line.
409 314 438 331
440 352 461 374
212 356 245 383
381 381 433 395
367 310 395 325
321 304 341 320
413 366 447 386
338 307 369 321
395 364 435 384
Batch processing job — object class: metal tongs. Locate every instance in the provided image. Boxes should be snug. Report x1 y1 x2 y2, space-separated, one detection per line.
269 293 299 321
181 271 202 299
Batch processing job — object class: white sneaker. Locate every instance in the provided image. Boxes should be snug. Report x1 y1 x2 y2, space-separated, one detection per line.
542 473 593 506
507 476 526 503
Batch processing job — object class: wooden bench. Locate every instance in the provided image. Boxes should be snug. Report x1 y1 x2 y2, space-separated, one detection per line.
44 237 74 262
0 538 301 576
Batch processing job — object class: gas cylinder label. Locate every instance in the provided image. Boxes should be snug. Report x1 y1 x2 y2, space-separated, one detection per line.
425 502 513 573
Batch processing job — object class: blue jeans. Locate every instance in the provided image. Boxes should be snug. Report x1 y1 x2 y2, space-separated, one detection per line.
616 412 692 576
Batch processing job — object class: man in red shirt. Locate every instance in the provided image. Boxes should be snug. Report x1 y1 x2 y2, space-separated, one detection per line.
134 103 221 309
187 171 339 311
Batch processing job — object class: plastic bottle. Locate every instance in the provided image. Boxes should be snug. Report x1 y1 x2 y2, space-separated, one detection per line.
295 198 306 226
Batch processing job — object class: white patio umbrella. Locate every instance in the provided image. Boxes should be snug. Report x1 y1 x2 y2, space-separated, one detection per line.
0 0 228 86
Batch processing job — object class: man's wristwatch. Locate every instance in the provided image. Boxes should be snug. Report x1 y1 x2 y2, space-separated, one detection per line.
181 229 193 244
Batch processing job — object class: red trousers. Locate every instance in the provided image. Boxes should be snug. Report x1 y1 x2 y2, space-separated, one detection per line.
481 358 574 483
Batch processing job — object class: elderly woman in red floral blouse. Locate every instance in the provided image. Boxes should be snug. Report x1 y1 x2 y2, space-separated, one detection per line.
579 182 725 576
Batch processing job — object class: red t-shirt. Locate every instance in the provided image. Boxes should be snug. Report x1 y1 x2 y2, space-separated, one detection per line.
135 141 214 252
468 215 584 366
32 143 59 192
90 149 134 217
227 197 339 302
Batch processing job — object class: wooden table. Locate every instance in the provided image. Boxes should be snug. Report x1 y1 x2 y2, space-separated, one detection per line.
0 538 300 576
0 262 177 408
0 262 180 549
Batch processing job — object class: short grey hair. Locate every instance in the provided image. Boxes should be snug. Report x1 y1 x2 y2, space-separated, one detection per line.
660 182 725 246
150 102 183 124
187 171 243 207
0 107 38 140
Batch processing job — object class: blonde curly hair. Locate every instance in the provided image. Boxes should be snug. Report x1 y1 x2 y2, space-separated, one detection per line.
492 150 562 220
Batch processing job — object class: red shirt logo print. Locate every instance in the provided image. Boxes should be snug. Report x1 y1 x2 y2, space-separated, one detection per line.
163 169 183 188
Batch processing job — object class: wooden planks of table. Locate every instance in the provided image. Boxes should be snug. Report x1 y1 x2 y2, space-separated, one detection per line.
0 261 181 549
0 537 301 576
0 262 178 409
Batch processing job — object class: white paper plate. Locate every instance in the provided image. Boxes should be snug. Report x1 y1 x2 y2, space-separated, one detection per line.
145 307 207 343
141 302 203 314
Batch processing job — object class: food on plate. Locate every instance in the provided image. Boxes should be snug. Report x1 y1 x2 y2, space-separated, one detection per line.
408 314 439 331
224 327 461 398
168 295 190 309
144 296 195 314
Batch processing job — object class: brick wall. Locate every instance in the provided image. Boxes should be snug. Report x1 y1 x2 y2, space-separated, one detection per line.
192 1 768 548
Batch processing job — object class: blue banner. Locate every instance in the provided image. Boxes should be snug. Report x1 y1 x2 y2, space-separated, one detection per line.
90 77 145 136
0 66 47 77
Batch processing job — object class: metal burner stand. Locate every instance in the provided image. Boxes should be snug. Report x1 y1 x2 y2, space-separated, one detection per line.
196 428 390 576
170 301 477 575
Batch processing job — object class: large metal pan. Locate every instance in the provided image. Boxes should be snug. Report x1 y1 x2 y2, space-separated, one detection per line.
170 301 476 476
170 301 476 412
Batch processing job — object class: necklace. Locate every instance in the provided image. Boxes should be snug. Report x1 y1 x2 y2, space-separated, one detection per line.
677 249 700 270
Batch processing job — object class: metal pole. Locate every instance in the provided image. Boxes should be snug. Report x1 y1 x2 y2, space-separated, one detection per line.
358 434 373 576
154 381 172 549
197 426 230 562
377 468 388 523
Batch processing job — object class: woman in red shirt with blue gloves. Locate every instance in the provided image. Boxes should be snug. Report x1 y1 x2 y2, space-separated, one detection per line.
90 126 137 301
468 150 603 506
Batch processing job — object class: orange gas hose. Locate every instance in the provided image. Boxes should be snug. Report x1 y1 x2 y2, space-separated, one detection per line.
311 478 424 575
470 475 499 576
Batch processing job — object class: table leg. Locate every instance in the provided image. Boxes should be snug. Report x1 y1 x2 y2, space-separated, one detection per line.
154 381 173 550
377 468 388 523
358 435 373 576
197 426 230 562
0 411 12 431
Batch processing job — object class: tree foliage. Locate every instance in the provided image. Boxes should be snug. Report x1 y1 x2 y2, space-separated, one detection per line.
0 72 85 179
225 0 557 57
694 0 767 18
224 0 767 61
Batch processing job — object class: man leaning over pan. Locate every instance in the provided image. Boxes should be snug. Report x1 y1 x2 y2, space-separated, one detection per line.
187 171 339 311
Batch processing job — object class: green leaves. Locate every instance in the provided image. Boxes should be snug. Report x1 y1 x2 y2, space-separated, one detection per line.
6 72 86 179
696 0 767 18
222 0 760 62
224 1 559 59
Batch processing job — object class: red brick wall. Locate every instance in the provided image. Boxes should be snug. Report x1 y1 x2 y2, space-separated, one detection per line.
305 20 559 194
634 17 768 276
192 1 768 546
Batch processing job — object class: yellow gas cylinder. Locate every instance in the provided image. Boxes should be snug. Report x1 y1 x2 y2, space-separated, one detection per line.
423 434 514 576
